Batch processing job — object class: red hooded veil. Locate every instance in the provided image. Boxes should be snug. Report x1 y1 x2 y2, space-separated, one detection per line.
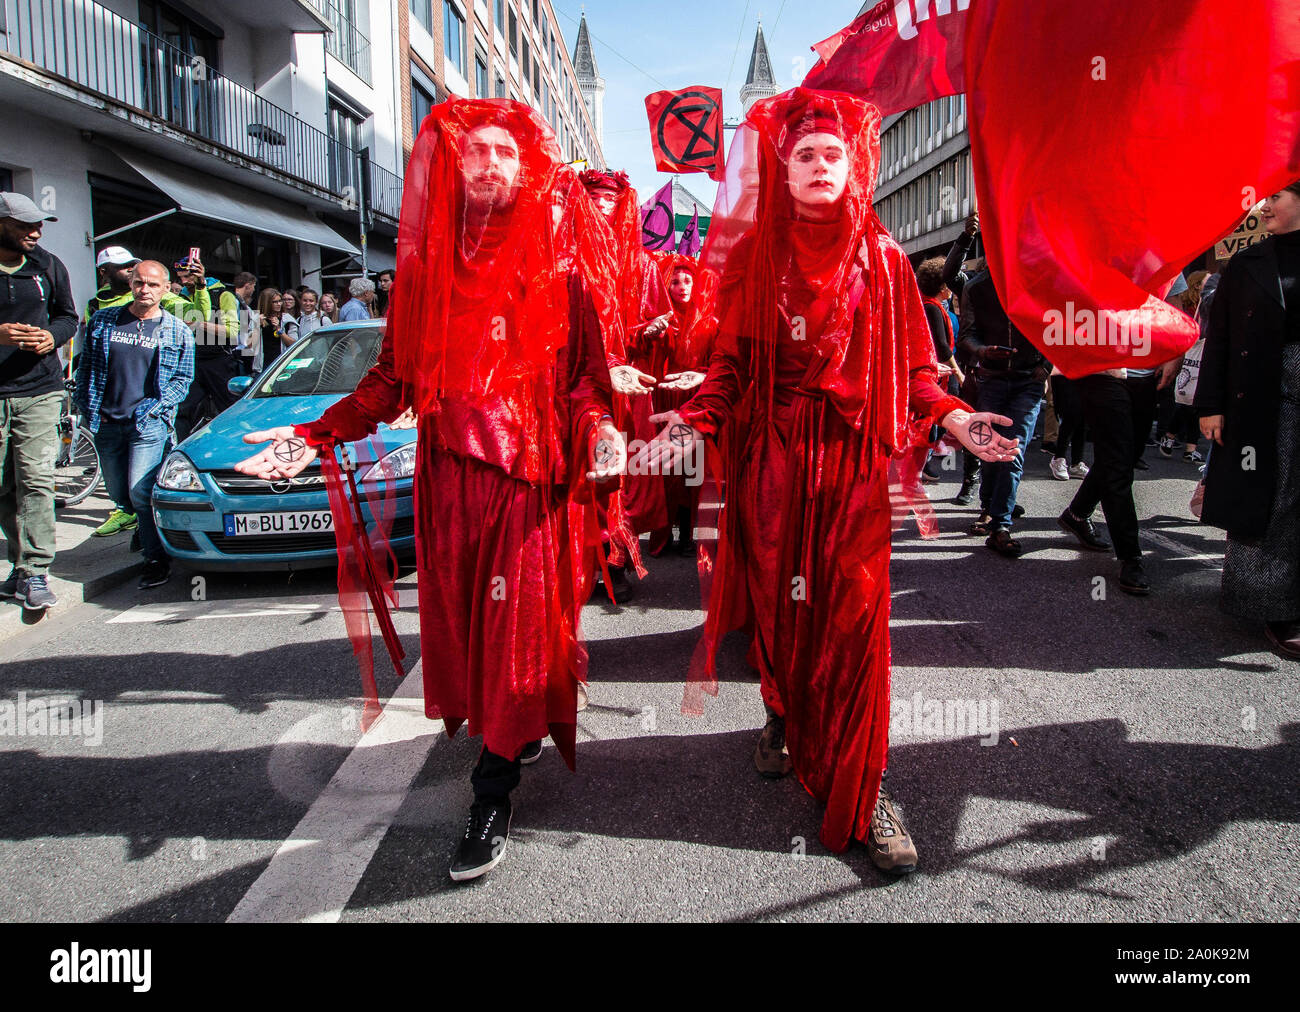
678 88 966 851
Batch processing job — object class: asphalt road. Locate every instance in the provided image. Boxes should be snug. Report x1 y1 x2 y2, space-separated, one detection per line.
1 447 1296 923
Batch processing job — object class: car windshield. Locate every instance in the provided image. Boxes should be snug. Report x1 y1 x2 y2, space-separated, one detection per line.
252 327 383 397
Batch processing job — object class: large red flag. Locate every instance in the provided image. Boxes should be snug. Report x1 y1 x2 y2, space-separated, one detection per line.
645 86 726 181
965 0 1300 377
802 0 970 115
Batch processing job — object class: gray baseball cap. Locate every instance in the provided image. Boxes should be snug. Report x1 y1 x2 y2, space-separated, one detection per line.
0 192 57 224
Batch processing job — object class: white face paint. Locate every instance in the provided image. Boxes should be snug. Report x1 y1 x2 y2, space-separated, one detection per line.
786 132 850 219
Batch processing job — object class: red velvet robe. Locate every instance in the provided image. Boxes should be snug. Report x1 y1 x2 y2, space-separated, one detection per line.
679 231 967 851
296 276 613 767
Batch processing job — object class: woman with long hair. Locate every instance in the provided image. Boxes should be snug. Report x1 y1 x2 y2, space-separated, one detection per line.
255 288 297 374
318 291 339 324
633 89 1017 872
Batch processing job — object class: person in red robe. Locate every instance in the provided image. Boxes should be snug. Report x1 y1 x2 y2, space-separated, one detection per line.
234 99 623 883
630 254 720 556
632 89 1019 873
579 170 670 590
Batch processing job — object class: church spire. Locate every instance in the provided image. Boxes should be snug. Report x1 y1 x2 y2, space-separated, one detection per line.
741 20 778 114
573 13 601 85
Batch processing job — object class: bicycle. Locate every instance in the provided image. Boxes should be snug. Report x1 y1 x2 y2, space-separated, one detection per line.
54 379 101 508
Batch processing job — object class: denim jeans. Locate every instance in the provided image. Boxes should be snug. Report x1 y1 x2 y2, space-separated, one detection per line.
94 417 172 563
975 372 1044 529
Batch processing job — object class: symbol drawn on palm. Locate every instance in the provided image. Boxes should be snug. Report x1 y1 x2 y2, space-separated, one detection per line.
969 421 994 448
274 438 308 465
669 423 695 449
594 440 617 468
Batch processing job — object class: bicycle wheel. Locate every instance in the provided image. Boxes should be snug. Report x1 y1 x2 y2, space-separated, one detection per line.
55 426 102 507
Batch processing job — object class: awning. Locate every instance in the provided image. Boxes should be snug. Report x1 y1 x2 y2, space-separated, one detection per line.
112 149 361 256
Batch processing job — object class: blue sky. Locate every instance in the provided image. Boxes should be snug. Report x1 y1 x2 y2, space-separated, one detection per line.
550 1 860 207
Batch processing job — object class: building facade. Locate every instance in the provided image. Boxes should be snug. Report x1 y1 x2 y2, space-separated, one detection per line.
400 1 602 169
0 0 413 311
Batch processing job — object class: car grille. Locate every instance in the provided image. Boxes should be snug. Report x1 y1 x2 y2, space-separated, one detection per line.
209 468 326 496
161 529 199 551
207 515 416 556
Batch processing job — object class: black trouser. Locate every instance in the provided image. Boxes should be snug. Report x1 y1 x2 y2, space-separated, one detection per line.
176 353 241 441
1157 384 1200 445
1068 372 1159 562
1050 374 1087 466
471 747 522 803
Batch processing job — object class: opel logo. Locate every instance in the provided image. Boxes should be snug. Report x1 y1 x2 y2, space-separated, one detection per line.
269 479 292 494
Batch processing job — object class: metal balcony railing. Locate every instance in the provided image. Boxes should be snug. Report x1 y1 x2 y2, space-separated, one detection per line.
369 160 401 223
313 0 370 84
0 0 399 220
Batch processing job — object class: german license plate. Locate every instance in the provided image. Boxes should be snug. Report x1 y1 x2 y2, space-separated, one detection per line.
223 511 335 537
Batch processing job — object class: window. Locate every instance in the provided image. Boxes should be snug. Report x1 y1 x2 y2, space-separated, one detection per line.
522 36 530 81
410 0 432 33
475 51 489 98
327 97 367 196
508 6 518 55
411 75 436 134
495 0 504 30
495 73 506 98
444 2 466 75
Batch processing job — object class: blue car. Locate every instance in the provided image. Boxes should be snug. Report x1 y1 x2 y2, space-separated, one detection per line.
152 320 416 572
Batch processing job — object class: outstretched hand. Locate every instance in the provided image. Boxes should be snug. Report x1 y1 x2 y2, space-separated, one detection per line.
628 410 702 475
610 365 657 396
235 426 319 479
588 418 626 483
943 410 1021 463
658 371 705 392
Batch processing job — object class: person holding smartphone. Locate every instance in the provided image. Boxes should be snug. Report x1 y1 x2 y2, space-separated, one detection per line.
959 267 1051 557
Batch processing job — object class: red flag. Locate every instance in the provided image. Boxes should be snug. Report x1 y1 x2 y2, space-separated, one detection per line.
640 181 677 252
645 86 725 181
802 0 970 116
964 0 1300 377
678 206 702 257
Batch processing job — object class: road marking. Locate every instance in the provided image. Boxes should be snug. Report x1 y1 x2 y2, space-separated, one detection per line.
1141 529 1223 570
107 589 420 625
227 665 439 923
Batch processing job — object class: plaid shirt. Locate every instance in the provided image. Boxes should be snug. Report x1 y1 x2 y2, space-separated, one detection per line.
75 306 195 435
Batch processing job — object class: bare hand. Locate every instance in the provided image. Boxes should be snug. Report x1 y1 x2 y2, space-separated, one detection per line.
18 330 54 355
388 407 417 430
965 213 979 236
1156 357 1183 391
640 314 673 339
659 371 705 392
629 410 702 475
610 365 658 396
1200 414 1225 447
943 410 1021 463
236 426 319 479
0 322 41 347
588 419 626 483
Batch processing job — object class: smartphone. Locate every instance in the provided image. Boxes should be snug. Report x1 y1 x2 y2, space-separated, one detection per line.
188 247 201 269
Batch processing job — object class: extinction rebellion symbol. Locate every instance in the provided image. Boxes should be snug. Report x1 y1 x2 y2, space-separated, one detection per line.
656 90 721 168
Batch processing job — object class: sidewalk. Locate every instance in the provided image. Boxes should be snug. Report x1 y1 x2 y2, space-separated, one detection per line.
0 490 142 643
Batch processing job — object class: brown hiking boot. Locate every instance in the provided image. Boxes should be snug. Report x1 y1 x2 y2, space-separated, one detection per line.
753 712 792 779
866 788 918 876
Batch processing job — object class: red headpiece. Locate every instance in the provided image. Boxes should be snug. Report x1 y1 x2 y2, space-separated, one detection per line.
387 98 619 409
579 169 631 194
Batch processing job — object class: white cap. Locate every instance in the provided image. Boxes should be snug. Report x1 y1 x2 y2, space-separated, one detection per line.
96 246 140 268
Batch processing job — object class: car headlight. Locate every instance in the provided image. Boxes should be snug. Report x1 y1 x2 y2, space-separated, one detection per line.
156 451 203 492
360 443 416 484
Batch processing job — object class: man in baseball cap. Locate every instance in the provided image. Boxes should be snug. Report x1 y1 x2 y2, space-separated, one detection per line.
0 192 57 224
0 191 77 612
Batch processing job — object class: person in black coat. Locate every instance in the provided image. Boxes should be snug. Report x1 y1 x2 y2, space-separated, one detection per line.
1195 180 1300 658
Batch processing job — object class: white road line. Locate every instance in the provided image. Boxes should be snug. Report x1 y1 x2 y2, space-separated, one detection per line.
227 665 439 923
107 588 421 625
1142 529 1224 571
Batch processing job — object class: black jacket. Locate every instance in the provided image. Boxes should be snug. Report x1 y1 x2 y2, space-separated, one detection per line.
0 244 79 398
1194 236 1289 540
959 269 1049 378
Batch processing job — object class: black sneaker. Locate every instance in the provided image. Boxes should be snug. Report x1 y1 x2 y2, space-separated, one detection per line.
0 568 17 599
449 800 512 883
1158 437 1177 458
518 740 543 765
1012 504 1026 520
985 527 1023 558
1118 559 1151 596
970 514 993 536
1134 457 1150 471
129 529 141 553
138 558 171 590
953 480 977 506
16 574 57 610
604 564 633 604
1057 510 1112 552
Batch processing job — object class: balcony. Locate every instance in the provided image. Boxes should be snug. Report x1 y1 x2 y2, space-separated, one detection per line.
310 0 371 84
0 0 398 222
